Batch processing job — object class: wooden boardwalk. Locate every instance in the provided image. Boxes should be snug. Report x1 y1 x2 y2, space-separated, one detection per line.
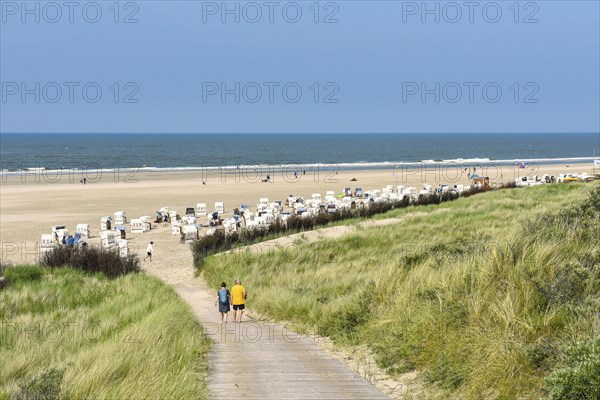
175 282 389 400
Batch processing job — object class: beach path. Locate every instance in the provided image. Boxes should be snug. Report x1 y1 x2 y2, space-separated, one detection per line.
142 216 431 399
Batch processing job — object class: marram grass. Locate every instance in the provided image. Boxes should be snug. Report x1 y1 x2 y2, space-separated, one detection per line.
0 267 210 400
203 183 600 399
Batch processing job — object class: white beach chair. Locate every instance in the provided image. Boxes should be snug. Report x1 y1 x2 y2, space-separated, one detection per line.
196 203 207 217
169 211 179 221
114 211 127 225
100 230 117 250
131 219 145 233
40 234 57 253
117 239 129 257
100 216 112 231
51 225 69 243
182 225 198 243
76 224 90 239
257 198 269 210
171 220 183 235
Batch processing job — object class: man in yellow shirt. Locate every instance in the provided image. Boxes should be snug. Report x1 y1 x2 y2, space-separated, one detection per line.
231 278 247 323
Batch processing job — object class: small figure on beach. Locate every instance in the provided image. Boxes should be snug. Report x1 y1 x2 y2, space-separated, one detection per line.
231 278 247 323
215 282 231 323
233 208 240 227
144 241 154 262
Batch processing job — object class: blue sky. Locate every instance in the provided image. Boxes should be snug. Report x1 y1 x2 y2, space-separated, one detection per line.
1 0 599 133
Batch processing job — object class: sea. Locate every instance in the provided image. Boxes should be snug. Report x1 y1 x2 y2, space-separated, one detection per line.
1 133 599 173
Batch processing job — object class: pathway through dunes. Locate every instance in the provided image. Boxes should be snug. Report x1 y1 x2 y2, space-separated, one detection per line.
140 215 430 399
175 281 389 400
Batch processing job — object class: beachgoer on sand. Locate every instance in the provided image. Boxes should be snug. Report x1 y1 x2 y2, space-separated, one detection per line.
144 241 154 262
231 278 247 323
215 282 231 323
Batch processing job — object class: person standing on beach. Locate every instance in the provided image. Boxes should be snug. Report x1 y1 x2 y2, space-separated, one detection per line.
144 241 154 262
215 282 231 323
231 278 247 322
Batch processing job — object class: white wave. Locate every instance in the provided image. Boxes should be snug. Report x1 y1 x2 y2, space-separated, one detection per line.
0 157 595 176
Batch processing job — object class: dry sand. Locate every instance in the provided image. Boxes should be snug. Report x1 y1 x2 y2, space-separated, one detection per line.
0 163 595 264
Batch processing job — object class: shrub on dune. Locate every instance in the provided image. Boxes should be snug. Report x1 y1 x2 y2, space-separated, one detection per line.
40 246 139 277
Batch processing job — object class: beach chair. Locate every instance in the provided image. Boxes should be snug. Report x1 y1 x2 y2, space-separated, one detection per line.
325 191 336 202
52 226 69 244
182 225 198 243
76 224 90 238
139 216 152 231
169 211 179 221
114 211 127 225
245 220 258 230
196 203 207 217
131 219 145 234
100 231 117 250
257 198 269 211
40 234 57 253
117 239 128 257
100 216 112 231
171 220 183 235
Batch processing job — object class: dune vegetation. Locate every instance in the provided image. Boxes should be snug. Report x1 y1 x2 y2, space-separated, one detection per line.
201 183 600 399
0 265 210 400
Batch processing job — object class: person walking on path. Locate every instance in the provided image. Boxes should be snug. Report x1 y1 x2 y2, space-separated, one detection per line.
144 241 154 262
231 278 247 323
215 282 231 323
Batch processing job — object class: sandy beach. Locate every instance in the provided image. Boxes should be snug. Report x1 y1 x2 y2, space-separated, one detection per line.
1 163 596 265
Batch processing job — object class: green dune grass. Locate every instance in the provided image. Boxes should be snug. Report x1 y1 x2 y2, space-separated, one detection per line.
0 267 210 400
202 183 600 399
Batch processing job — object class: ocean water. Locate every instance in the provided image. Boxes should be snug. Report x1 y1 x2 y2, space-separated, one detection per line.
1 133 599 172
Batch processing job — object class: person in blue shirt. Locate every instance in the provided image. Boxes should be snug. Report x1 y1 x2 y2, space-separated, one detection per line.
214 282 231 323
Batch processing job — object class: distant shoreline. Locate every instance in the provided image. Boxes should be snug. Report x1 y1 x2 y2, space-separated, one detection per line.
1 157 595 176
